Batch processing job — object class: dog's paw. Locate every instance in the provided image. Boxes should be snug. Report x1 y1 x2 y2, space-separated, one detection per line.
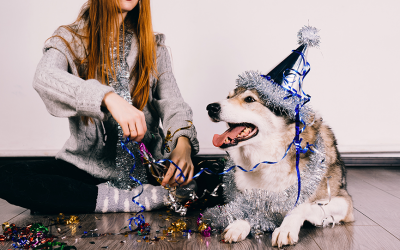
271 224 300 248
222 220 251 243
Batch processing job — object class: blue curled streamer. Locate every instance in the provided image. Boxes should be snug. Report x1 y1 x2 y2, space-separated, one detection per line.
193 141 294 179
121 138 187 230
120 138 146 230
279 49 311 207
280 50 311 102
294 104 302 208
267 49 312 207
253 50 312 207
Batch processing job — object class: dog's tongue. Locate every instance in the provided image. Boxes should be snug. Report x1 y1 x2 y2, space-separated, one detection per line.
212 125 246 147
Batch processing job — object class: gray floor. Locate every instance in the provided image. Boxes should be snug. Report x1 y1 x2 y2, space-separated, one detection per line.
1 167 400 250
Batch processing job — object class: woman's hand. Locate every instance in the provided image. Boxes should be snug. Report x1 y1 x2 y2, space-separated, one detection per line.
102 92 147 141
162 136 194 187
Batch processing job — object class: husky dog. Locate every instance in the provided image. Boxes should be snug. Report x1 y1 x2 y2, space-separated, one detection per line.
206 86 354 247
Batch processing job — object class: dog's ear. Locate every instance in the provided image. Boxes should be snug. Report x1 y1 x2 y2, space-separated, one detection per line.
227 90 235 99
228 87 247 99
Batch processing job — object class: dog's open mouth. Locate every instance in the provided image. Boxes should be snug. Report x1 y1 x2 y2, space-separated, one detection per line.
212 123 259 148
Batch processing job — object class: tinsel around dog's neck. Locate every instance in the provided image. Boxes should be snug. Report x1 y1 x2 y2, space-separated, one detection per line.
202 133 327 233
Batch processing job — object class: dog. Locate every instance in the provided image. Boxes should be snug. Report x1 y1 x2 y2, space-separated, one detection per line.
206 85 354 247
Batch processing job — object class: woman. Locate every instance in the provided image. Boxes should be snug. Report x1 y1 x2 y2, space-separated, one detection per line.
1 0 199 213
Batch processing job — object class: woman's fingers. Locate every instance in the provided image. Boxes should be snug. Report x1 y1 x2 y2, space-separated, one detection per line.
169 161 187 187
124 110 146 142
178 163 188 185
103 93 147 142
120 123 131 139
163 160 188 187
162 136 193 187
162 162 175 186
128 122 138 140
131 111 146 142
129 120 141 142
182 165 194 186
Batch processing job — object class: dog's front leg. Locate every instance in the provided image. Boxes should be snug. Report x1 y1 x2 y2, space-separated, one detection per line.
271 197 353 247
271 204 305 248
223 220 251 243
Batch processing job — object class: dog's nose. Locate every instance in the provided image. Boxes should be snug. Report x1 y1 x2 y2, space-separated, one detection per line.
206 103 221 117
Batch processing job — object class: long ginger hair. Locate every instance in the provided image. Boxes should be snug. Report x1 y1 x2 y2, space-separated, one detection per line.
51 0 158 124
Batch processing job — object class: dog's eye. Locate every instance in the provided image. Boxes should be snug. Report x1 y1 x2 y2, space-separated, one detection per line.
244 96 256 103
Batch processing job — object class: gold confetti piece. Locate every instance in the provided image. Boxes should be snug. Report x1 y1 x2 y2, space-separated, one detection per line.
166 219 187 233
55 213 80 225
145 240 150 243
137 240 141 243
66 215 79 224
198 222 208 232
2 222 10 231
163 121 193 153
159 215 163 217
167 210 171 213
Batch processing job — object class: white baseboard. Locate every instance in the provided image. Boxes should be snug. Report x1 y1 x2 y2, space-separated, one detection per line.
0 150 59 157
340 152 400 158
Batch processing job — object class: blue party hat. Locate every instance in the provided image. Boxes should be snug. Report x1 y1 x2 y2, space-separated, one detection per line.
236 26 320 122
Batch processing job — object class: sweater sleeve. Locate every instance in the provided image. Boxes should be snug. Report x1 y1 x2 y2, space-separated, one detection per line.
152 43 199 155
32 47 114 120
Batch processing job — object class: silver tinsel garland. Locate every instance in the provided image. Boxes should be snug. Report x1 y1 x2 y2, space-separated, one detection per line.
203 134 327 234
107 28 148 190
236 71 313 124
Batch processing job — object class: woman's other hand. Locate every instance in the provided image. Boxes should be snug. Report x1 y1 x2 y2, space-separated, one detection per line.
102 92 147 141
162 136 193 187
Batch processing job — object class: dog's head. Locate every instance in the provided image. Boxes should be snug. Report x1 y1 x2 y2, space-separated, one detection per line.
207 87 293 150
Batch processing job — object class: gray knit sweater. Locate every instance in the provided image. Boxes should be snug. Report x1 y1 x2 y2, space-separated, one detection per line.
33 27 199 181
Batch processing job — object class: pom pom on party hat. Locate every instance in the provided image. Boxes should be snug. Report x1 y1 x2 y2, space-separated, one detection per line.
263 25 320 98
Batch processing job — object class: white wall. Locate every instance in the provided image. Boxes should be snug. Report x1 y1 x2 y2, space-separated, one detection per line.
0 0 399 156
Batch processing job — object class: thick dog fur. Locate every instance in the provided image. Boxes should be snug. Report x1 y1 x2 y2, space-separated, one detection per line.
208 87 354 247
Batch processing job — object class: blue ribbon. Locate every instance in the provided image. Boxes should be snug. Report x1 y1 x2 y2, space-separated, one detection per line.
280 49 311 207
193 141 294 179
120 139 146 230
281 50 311 102
120 138 187 230
275 49 311 207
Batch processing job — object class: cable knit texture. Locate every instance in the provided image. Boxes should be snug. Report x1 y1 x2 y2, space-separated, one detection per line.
33 27 199 181
95 183 168 213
